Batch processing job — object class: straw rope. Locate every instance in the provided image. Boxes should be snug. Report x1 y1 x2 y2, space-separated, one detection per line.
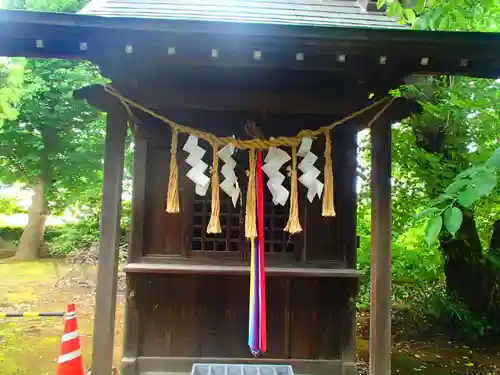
367 96 397 128
245 149 258 239
165 127 180 213
104 85 390 149
284 146 302 234
206 142 222 234
322 130 336 217
106 84 396 233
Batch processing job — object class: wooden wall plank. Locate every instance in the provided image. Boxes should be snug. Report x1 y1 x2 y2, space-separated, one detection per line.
134 274 354 364
289 278 313 358
333 124 358 267
143 137 187 256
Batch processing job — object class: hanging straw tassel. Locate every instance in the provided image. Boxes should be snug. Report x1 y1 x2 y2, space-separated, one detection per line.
245 149 258 239
166 127 180 213
284 146 302 234
322 130 336 217
207 142 222 234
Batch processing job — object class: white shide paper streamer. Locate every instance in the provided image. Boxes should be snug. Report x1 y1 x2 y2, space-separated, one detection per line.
262 147 291 206
217 143 240 207
297 137 324 203
183 135 210 196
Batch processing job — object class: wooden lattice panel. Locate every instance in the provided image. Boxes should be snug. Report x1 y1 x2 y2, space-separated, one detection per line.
191 191 294 254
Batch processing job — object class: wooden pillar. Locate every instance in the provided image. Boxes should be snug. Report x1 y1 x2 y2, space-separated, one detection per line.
121 125 148 375
369 116 392 375
91 106 128 375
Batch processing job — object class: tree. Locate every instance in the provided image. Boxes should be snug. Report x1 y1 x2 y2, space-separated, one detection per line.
373 0 500 334
415 147 500 331
4 0 89 12
377 0 500 31
0 0 107 259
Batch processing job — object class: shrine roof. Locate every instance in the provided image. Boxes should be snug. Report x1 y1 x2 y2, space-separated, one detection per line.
0 7 499 80
79 0 405 29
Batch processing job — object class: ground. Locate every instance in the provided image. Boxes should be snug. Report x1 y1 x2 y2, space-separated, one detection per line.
0 260 499 375
0 260 123 375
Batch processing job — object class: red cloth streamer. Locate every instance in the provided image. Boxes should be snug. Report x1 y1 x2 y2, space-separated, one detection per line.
256 151 267 353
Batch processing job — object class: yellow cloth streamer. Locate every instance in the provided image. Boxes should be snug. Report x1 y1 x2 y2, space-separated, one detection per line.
322 131 336 217
165 127 180 213
207 143 222 234
284 146 302 234
245 149 258 239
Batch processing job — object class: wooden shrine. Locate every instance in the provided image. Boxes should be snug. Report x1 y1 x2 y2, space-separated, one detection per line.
0 2 499 375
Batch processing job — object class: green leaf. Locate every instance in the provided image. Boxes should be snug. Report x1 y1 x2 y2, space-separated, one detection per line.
428 193 455 207
445 179 470 194
486 148 500 168
454 165 487 181
416 14 428 29
415 0 426 13
480 0 494 7
387 1 403 17
453 11 467 28
438 15 450 30
458 186 482 207
474 170 497 197
414 207 440 221
404 8 417 22
377 0 386 9
444 207 463 236
426 215 442 246
429 7 443 29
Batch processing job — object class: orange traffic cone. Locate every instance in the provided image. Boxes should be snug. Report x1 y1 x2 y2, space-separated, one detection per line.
56 303 85 375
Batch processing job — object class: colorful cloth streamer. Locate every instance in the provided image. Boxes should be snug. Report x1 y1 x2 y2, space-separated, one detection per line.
248 151 267 356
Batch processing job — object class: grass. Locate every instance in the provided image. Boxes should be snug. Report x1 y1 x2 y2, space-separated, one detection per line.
0 260 123 375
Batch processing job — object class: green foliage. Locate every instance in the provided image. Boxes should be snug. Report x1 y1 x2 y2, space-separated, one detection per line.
0 58 108 214
443 207 462 236
376 0 500 31
357 223 443 310
425 215 442 246
415 148 500 245
0 0 133 261
0 225 63 245
0 196 25 214
0 58 24 125
48 213 100 256
0 226 24 244
48 200 131 255
424 288 495 343
0 198 131 255
357 0 500 341
4 0 90 12
0 0 106 217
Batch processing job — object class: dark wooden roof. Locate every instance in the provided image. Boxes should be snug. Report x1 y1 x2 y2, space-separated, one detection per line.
0 9 499 81
80 0 405 29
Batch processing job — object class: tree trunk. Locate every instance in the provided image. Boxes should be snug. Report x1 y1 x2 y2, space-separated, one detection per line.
440 213 487 314
15 178 47 260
